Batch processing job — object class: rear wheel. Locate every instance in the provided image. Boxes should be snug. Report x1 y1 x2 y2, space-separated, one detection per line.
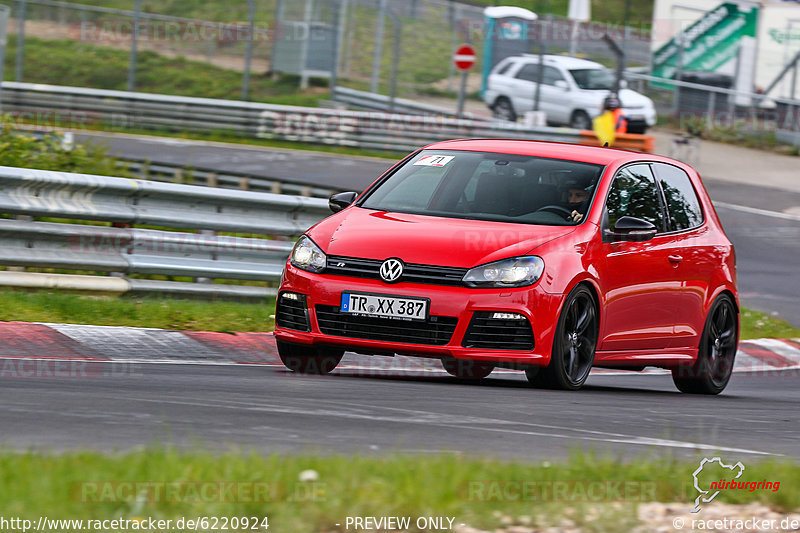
672 294 738 395
277 340 343 375
492 97 517 122
526 285 598 390
442 359 494 380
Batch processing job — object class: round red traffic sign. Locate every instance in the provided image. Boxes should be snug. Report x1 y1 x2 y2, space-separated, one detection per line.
453 44 476 71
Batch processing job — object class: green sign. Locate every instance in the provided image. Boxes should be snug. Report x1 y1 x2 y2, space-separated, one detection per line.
652 3 758 79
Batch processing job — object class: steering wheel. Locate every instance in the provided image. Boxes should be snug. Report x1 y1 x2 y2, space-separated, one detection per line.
535 205 574 217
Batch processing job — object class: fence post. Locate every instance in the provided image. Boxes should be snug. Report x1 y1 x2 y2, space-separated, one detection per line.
127 0 142 92
370 0 387 93
386 9 401 112
672 37 685 118
328 0 341 94
706 91 716 133
15 0 26 82
299 0 313 90
242 0 255 101
0 5 8 114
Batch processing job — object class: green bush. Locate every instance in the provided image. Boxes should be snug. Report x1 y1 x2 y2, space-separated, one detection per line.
0 121 125 176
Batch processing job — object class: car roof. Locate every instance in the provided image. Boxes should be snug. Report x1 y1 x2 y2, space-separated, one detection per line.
421 139 681 168
513 54 604 70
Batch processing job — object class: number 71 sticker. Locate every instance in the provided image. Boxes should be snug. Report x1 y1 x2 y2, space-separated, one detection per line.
413 155 454 167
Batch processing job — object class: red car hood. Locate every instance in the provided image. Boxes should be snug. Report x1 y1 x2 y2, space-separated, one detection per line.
308 207 576 268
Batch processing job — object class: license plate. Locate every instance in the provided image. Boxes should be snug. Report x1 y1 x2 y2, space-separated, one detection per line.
341 292 428 321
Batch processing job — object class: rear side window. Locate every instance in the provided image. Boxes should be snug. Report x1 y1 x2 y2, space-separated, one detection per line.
605 164 665 231
495 60 515 76
652 163 704 231
516 64 564 86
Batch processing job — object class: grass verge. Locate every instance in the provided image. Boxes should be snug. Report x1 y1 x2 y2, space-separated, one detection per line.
0 288 797 339
0 289 274 332
0 450 796 533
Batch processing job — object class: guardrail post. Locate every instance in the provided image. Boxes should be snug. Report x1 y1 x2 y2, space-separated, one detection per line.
207 173 218 188
239 177 251 191
270 181 282 194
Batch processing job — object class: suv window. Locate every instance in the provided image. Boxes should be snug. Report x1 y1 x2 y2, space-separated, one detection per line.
652 163 704 231
495 60 515 76
516 64 564 86
605 164 665 231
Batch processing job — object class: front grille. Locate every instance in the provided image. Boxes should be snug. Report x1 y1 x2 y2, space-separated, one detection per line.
325 255 468 286
315 305 458 346
462 312 535 351
275 293 310 332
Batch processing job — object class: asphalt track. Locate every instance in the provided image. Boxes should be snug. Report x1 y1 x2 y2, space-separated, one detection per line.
1 358 798 459
78 131 800 326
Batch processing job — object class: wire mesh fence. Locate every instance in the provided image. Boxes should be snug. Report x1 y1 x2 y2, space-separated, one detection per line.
3 0 653 100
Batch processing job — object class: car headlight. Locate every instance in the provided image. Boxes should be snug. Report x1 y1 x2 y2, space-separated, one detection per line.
290 235 326 273
463 256 545 288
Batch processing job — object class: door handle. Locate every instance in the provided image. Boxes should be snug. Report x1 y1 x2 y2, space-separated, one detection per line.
668 255 683 264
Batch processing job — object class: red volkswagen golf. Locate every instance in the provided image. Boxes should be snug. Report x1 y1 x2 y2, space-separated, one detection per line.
275 140 739 394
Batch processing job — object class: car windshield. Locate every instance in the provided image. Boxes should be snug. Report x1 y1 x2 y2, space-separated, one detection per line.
570 68 615 90
358 150 604 226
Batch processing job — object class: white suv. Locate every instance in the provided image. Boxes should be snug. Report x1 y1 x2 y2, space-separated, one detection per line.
484 54 656 133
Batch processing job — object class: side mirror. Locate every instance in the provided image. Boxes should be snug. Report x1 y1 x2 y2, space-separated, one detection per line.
329 191 359 213
606 216 657 242
555 80 569 91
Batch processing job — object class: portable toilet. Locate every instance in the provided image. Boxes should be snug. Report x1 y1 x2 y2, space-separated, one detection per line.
481 6 538 97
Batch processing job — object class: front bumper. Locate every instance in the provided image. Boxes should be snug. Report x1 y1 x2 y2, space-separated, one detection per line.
275 263 563 367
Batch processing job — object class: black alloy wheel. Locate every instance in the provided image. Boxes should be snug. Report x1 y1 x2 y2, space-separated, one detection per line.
527 285 598 390
672 294 738 395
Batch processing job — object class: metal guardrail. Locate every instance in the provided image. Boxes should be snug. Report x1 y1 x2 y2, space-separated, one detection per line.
116 159 340 198
1 81 654 153
331 87 469 118
0 165 331 299
0 166 329 235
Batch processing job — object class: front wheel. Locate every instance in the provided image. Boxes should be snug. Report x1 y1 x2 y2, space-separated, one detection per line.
527 285 598 390
672 294 738 395
277 340 344 375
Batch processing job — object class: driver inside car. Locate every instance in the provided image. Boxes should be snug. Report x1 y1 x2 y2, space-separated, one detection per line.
566 186 589 223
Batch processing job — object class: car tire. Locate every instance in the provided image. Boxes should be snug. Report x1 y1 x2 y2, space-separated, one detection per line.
442 359 494 379
492 97 517 122
526 285 598 390
277 340 344 375
626 123 647 134
569 110 592 131
672 294 738 395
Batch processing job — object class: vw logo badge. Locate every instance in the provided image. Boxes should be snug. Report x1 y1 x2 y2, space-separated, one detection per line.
379 258 404 283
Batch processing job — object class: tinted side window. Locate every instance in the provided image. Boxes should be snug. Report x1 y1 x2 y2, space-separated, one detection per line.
652 163 704 231
515 64 563 86
515 63 539 82
542 66 565 85
495 61 515 76
605 164 664 231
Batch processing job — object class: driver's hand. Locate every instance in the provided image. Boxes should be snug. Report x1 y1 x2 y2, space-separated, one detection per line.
568 210 583 223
